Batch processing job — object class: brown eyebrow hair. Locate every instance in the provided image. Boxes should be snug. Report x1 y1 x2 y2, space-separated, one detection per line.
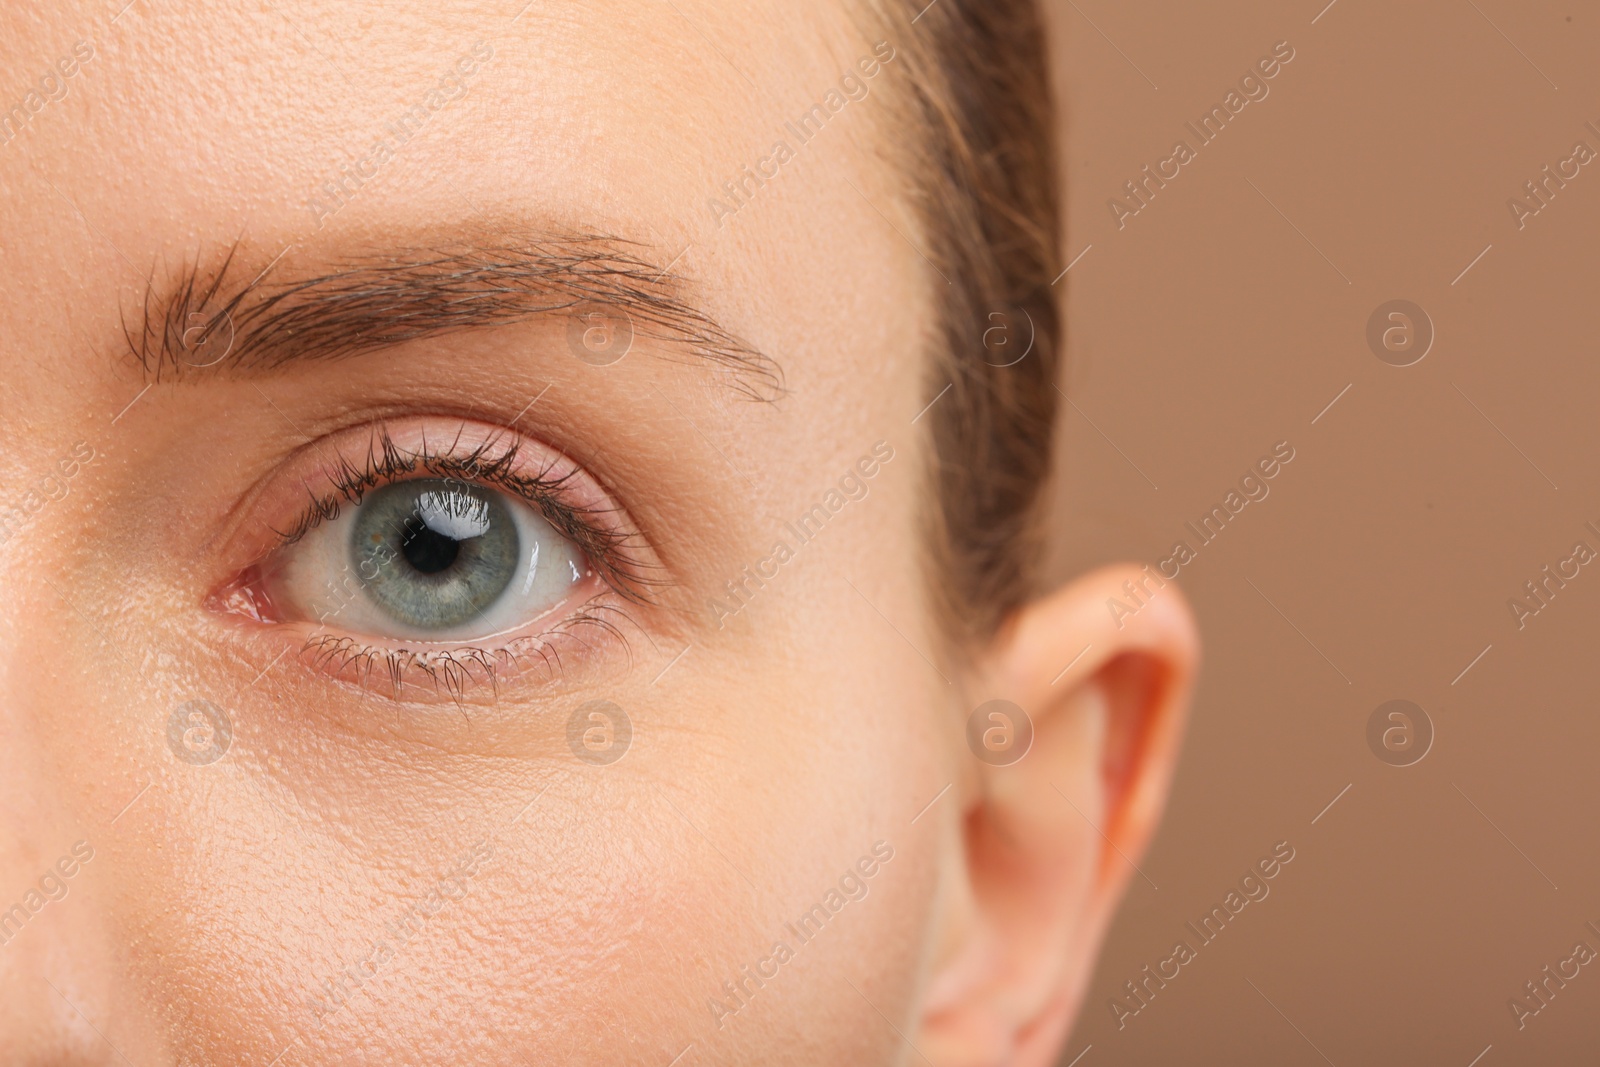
124 233 782 400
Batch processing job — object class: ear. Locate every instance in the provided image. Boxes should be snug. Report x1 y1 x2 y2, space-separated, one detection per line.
915 563 1200 1067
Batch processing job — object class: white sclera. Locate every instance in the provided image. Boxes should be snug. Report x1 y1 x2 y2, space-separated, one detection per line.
266 484 588 642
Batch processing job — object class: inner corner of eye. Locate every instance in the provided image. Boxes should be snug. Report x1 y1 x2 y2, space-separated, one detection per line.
249 477 592 639
207 566 279 623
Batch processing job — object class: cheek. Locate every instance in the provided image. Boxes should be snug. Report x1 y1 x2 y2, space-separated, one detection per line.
630 639 945 1056
84 638 945 1064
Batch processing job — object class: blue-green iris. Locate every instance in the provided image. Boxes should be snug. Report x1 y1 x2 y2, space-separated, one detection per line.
351 479 521 632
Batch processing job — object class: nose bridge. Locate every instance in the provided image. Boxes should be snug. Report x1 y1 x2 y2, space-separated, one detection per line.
0 725 111 1063
0 559 66 891
0 613 64 939
0 911 121 1067
0 590 123 1065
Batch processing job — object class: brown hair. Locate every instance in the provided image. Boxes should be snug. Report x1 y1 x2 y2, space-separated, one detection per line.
869 0 1063 648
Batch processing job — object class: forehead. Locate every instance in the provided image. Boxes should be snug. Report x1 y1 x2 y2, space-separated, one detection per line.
0 0 916 406
2 0 864 185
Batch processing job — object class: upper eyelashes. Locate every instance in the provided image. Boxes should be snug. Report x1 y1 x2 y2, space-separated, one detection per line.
270 423 653 601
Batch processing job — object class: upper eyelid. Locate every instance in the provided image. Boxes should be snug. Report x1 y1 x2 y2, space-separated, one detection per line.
273 430 569 544
264 423 663 604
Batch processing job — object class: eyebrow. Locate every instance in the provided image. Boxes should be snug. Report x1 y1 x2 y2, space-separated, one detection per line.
124 231 782 399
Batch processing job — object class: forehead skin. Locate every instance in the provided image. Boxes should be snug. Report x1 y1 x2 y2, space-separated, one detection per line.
0 2 957 1065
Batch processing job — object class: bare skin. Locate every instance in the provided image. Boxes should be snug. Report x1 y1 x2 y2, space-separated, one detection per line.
0 2 1198 1064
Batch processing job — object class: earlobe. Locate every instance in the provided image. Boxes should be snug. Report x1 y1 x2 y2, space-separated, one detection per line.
916 563 1200 1067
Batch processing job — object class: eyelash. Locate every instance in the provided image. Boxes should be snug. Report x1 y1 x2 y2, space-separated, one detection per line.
275 424 651 592
297 600 637 700
243 423 658 697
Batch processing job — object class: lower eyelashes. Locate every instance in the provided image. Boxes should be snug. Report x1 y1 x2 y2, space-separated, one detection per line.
297 594 636 698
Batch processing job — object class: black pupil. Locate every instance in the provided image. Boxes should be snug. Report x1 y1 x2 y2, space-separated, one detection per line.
401 518 463 574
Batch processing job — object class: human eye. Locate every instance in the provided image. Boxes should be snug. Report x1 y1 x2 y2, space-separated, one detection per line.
210 419 653 696
274 475 585 639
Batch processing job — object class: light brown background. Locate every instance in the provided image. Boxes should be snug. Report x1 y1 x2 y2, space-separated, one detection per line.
1043 1 1600 1064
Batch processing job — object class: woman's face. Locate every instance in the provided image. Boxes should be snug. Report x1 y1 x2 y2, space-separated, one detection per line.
0 2 1198 1064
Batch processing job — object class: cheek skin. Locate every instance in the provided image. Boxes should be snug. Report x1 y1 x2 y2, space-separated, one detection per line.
29 482 946 1064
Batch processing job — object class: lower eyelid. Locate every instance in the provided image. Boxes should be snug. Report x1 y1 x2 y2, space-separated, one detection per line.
246 586 639 702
